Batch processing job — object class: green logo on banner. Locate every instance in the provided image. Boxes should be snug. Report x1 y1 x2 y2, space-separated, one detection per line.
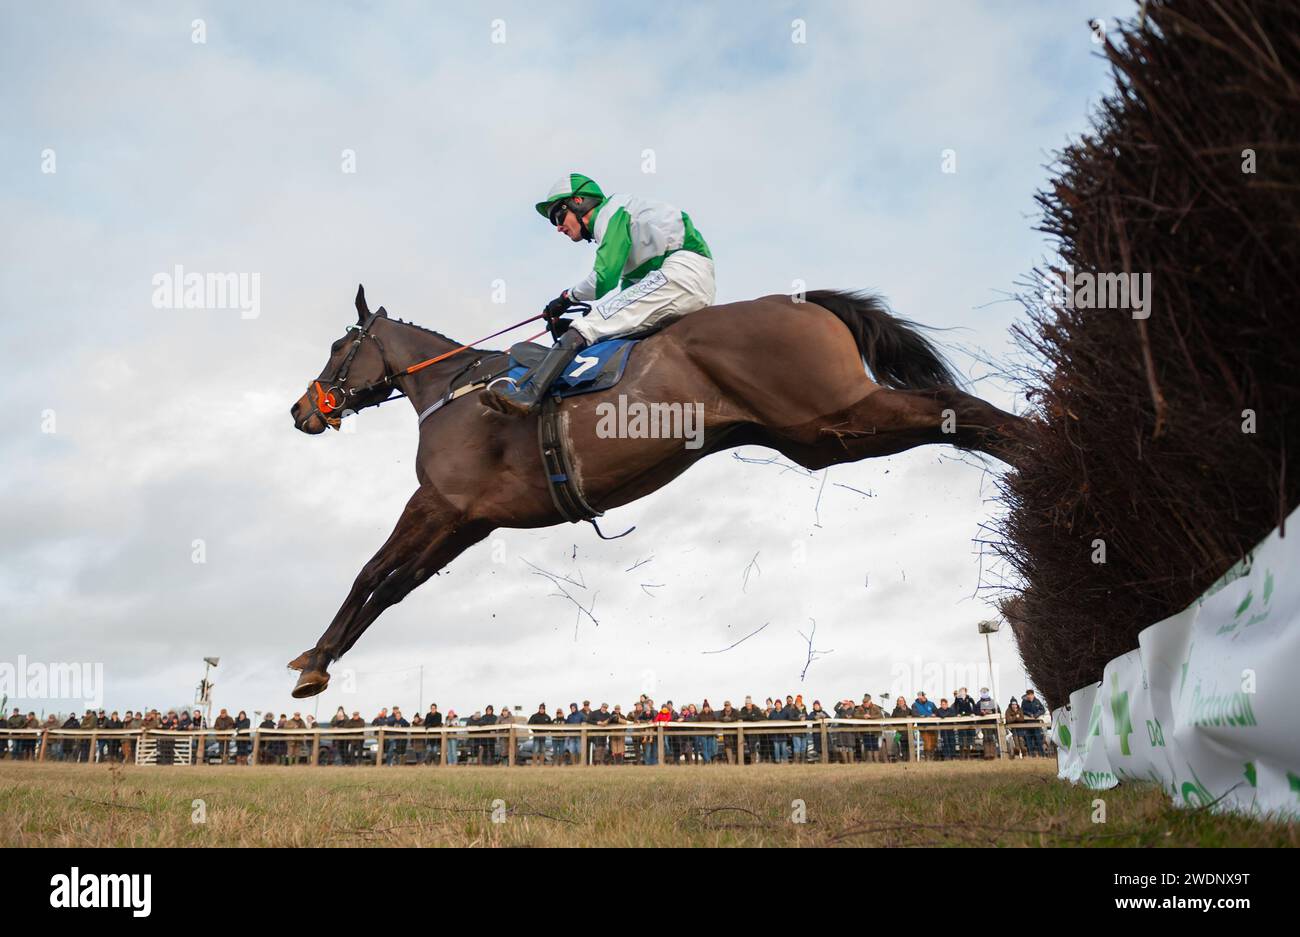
1243 763 1256 787
1058 724 1071 749
1110 672 1133 756
1189 684 1258 728
1083 702 1102 755
1222 569 1274 634
1180 764 1214 809
1178 642 1194 702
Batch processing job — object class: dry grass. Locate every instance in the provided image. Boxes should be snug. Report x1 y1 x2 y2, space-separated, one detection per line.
1 759 1293 847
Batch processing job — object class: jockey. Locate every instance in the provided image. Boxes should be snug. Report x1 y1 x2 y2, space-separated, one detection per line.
481 172 715 416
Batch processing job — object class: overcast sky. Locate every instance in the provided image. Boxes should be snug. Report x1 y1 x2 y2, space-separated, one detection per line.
1 1 1133 721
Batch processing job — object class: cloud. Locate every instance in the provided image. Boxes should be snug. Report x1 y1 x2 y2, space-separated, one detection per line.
0 1 1132 715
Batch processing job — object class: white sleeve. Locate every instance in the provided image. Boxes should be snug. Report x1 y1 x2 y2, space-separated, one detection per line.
568 269 599 302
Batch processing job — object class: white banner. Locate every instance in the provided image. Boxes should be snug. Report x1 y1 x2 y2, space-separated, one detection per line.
1051 507 1300 818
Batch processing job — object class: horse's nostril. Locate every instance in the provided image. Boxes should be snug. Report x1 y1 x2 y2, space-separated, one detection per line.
291 401 301 417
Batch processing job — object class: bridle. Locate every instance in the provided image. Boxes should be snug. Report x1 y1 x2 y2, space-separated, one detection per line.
303 307 563 430
305 310 401 429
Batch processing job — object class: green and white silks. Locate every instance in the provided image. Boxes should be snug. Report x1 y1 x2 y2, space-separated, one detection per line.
567 192 715 344
571 250 715 345
568 193 712 302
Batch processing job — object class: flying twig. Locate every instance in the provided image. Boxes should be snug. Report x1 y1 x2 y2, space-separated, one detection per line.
742 552 761 592
564 590 598 641
833 482 875 499
523 558 585 589
640 582 664 597
702 621 770 655
526 560 599 633
797 618 834 681
731 451 817 477
625 555 654 572
814 470 828 527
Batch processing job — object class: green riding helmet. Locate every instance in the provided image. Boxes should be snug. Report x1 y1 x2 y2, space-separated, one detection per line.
536 172 605 234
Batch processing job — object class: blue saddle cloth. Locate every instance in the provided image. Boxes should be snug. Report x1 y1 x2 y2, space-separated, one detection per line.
505 338 636 398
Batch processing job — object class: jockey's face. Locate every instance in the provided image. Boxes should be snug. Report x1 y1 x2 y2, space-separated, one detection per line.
556 207 585 241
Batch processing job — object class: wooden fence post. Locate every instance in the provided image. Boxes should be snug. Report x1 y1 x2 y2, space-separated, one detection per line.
38 730 48 762
311 731 321 767
508 725 517 767
819 721 829 764
440 728 448 766
375 728 385 767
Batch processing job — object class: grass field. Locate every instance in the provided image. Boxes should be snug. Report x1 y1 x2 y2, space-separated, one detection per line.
2 759 1294 847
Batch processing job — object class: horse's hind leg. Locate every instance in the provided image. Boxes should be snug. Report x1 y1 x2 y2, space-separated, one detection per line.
288 486 492 698
920 386 1030 464
773 386 1028 469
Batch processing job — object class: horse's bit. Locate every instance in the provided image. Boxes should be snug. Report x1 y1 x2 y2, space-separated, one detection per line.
305 311 399 428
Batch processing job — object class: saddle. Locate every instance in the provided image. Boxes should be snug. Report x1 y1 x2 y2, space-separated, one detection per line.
417 338 637 425
416 337 640 530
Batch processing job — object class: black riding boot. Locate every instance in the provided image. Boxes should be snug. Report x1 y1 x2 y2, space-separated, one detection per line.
480 330 588 416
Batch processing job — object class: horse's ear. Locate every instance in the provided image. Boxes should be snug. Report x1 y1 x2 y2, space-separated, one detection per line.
355 284 369 322
375 305 389 319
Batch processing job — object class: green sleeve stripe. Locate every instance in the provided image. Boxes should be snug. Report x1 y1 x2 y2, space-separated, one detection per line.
622 253 670 288
593 207 632 298
681 212 711 259
621 211 712 287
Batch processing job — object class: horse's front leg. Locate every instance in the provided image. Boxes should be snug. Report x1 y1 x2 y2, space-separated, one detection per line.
288 485 491 698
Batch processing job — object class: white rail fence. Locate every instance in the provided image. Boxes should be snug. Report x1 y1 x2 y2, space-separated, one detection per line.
0 716 1052 767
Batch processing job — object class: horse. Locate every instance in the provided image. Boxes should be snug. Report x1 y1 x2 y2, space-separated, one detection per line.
286 285 1028 698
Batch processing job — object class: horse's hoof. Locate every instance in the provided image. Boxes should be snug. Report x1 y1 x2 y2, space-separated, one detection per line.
291 670 330 699
287 650 314 672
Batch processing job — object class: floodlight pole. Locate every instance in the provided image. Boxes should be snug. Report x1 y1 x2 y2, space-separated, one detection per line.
984 632 998 708
201 658 214 728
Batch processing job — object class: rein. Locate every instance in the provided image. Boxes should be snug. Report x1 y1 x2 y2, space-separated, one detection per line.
306 311 549 426
347 312 547 399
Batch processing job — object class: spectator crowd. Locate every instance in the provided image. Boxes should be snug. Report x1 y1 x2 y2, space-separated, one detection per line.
2 686 1049 766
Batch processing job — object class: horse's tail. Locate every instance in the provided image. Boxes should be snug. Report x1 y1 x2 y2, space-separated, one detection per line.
806 289 960 390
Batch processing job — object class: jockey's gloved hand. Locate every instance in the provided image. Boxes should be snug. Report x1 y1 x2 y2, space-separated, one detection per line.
548 316 573 341
542 291 571 323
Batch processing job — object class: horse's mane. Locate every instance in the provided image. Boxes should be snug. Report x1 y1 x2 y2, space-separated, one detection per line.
388 316 501 357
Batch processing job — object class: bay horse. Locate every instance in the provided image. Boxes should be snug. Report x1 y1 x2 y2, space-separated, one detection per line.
286 285 1027 697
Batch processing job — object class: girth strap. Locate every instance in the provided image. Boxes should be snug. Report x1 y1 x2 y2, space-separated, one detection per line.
538 396 603 523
